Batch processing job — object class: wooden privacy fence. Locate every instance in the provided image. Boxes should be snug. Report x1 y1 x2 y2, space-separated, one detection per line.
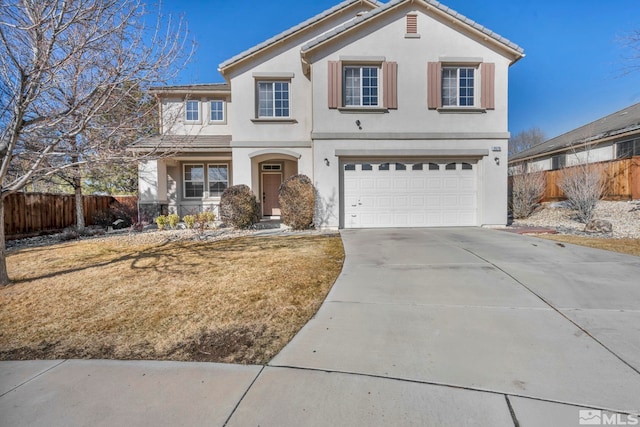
3 193 138 238
510 157 640 202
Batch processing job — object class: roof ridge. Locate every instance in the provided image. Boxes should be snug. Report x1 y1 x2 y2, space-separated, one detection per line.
218 0 379 72
301 0 524 57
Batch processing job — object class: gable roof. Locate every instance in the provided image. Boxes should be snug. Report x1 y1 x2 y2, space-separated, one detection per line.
510 102 640 162
218 0 382 74
301 0 524 63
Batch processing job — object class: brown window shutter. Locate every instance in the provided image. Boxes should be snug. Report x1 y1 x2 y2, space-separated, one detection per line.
328 61 342 109
406 14 417 34
481 62 495 110
383 61 398 109
427 62 442 109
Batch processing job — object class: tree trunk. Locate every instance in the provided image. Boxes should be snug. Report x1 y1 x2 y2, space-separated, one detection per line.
75 179 85 231
71 148 85 231
0 199 10 286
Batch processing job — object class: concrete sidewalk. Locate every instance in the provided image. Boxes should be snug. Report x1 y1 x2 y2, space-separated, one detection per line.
2 228 640 426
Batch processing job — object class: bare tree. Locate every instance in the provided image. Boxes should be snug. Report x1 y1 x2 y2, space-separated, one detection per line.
621 28 640 74
509 127 546 156
0 0 192 285
558 162 607 224
509 163 546 219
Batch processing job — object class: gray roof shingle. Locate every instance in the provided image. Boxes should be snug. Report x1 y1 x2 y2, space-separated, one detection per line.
510 102 640 162
218 0 382 71
129 135 232 153
301 0 524 57
149 83 230 93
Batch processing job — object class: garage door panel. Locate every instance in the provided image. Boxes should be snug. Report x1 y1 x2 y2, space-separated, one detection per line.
343 160 478 228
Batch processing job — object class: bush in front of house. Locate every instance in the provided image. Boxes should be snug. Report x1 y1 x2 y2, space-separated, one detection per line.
219 185 260 229
167 213 180 229
279 174 315 230
509 163 546 219
155 215 167 230
182 215 196 229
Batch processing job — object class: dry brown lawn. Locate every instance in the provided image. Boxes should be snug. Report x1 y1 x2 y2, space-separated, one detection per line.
536 234 640 257
0 234 344 364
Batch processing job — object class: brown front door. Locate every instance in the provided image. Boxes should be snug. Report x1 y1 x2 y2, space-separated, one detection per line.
262 173 282 216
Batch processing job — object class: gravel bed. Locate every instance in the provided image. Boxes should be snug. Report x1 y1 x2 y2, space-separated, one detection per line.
512 200 640 239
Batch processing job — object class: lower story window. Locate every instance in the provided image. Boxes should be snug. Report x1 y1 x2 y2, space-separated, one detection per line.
184 164 205 198
184 163 229 198
208 164 229 197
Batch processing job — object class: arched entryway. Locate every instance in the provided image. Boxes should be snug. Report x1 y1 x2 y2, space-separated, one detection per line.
249 150 300 218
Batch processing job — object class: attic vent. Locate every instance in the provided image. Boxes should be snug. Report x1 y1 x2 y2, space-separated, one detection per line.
405 13 420 38
356 11 366 17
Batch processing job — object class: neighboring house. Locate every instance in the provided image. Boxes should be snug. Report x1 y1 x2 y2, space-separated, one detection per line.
509 102 640 200
131 0 524 229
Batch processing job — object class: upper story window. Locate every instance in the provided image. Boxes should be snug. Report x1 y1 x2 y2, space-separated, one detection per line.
428 62 494 110
442 67 475 107
344 66 379 107
258 81 290 118
210 100 224 122
328 60 397 110
185 100 200 122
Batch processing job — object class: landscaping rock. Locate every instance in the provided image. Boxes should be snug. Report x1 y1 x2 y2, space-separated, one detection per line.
585 219 613 234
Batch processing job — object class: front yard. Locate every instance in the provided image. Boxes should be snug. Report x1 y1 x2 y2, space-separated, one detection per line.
0 233 344 364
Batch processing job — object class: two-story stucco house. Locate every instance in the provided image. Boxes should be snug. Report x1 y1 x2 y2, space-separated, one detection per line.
132 0 524 229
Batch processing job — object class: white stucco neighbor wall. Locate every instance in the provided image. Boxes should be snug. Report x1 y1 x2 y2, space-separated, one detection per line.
565 144 615 166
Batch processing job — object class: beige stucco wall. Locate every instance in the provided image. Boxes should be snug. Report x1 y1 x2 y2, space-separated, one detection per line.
308 7 512 135
224 4 373 143
161 97 232 136
307 5 514 228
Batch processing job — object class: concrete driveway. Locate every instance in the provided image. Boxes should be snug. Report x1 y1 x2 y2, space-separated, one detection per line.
2 228 640 426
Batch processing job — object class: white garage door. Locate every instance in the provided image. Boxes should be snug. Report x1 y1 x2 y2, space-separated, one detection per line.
343 160 477 228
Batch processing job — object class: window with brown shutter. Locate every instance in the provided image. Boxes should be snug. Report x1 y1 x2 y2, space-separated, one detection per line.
427 62 442 109
383 61 398 109
328 61 342 109
481 62 495 110
328 60 397 110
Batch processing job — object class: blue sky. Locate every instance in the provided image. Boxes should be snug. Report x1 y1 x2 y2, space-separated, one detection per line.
161 0 640 139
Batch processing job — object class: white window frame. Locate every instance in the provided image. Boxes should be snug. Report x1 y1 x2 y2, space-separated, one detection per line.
183 163 205 199
209 100 225 123
207 164 229 197
257 81 290 118
343 65 380 107
441 66 477 107
185 100 200 123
